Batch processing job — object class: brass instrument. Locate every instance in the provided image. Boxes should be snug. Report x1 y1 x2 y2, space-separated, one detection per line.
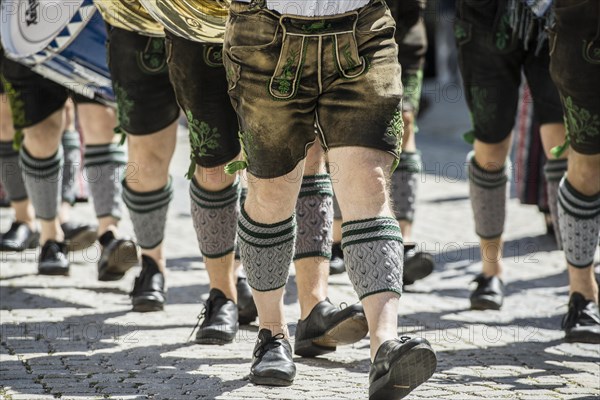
139 0 229 43
94 0 165 37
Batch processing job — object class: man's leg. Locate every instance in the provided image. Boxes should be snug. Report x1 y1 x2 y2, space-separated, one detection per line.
454 0 529 311
166 38 246 341
76 102 137 281
467 136 511 310
106 27 180 311
293 145 368 357
547 0 600 344
237 162 303 385
59 100 98 252
20 110 70 275
328 147 403 359
2 55 72 274
540 123 568 249
189 163 239 342
558 151 600 343
0 92 38 251
391 110 435 285
123 122 177 310
328 146 436 400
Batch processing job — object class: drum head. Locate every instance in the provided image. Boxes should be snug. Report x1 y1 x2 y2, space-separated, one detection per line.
0 0 95 61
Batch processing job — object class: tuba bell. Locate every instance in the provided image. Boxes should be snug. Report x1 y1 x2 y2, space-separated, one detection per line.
94 0 165 36
139 0 230 43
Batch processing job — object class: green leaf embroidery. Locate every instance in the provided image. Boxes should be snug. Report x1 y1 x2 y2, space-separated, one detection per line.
469 86 497 126
185 110 222 179
562 95 599 145
114 83 133 129
1 77 28 142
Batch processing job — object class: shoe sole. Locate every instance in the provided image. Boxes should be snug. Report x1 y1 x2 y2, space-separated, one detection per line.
132 299 164 313
295 314 369 357
195 336 235 345
66 230 97 252
248 373 294 387
98 241 139 282
565 332 600 344
369 344 437 400
403 253 434 285
470 297 502 311
195 324 238 345
0 232 40 252
38 267 70 276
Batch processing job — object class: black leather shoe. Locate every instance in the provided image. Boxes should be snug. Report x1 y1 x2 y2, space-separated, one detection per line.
237 276 258 325
403 243 434 285
38 240 69 275
562 292 600 344
130 255 165 312
369 336 437 400
470 273 504 310
0 222 39 251
329 242 346 275
294 298 368 357
97 231 139 281
250 329 296 386
194 288 239 344
62 221 97 251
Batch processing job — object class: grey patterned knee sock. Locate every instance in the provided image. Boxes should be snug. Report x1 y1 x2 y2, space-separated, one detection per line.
391 151 422 222
468 153 508 239
0 141 27 202
122 178 173 249
237 208 296 292
558 178 600 268
342 217 403 299
19 146 63 220
61 130 81 205
85 143 127 219
190 177 240 258
544 158 568 249
295 174 333 260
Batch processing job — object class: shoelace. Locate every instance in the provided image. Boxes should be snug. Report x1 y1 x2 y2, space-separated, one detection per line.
188 302 211 341
254 333 286 359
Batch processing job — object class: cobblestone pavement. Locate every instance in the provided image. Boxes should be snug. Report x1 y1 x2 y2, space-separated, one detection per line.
1 82 599 400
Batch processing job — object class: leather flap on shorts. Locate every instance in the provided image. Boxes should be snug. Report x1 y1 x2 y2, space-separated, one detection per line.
269 34 305 100
334 32 366 79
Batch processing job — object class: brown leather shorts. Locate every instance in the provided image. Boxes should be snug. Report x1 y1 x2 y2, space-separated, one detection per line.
223 0 403 178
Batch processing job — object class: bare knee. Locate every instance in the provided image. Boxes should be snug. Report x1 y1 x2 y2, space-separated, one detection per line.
22 109 65 158
473 136 512 171
194 164 237 191
77 104 118 145
568 152 600 195
329 147 394 220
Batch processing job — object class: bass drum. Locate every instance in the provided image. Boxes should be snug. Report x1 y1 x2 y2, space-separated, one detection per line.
0 0 114 106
